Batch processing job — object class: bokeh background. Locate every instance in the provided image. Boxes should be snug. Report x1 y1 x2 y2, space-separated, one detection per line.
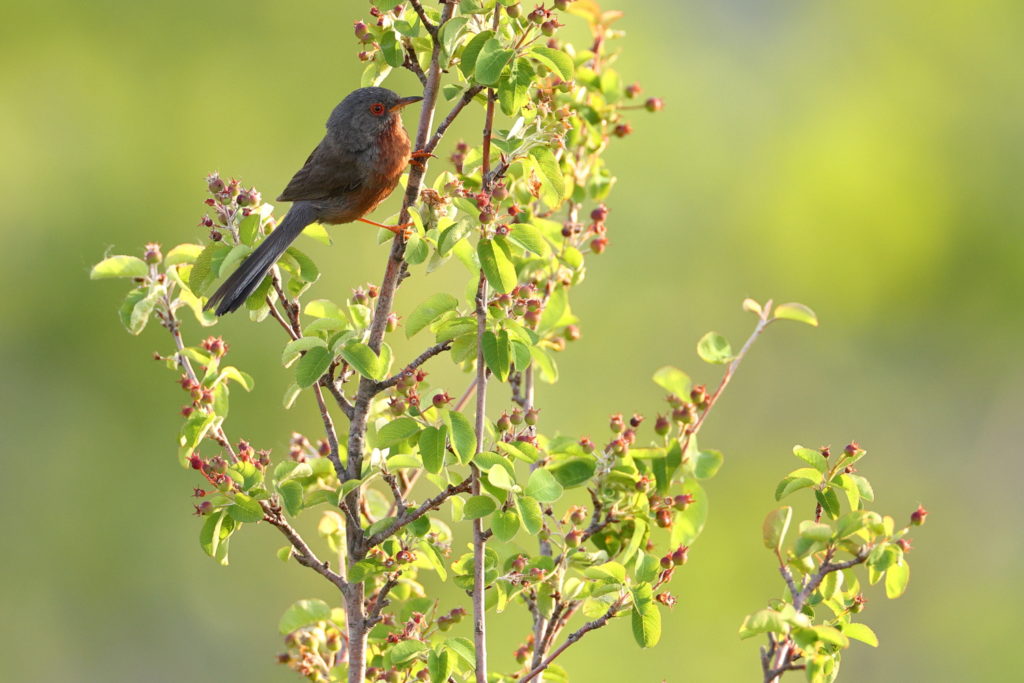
2 0 1021 680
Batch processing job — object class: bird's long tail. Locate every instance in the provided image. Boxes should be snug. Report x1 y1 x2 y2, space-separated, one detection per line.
205 203 317 315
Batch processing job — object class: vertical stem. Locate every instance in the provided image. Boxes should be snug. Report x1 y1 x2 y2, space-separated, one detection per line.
346 586 367 683
471 271 489 683
472 8 501 678
342 8 456 683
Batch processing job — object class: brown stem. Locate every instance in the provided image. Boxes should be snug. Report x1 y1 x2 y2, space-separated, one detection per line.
471 272 489 683
364 478 472 548
681 303 775 455
263 503 346 591
520 595 627 683
374 341 452 393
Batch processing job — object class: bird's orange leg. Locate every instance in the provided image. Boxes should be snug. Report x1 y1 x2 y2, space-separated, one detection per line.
409 148 436 170
357 217 414 239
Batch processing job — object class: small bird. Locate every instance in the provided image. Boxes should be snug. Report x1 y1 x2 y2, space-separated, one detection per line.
205 87 423 315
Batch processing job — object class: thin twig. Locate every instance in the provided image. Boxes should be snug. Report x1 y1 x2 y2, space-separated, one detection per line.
263 503 347 593
425 85 485 154
520 595 627 683
374 341 453 392
408 0 437 36
364 478 473 548
312 383 344 478
681 304 775 455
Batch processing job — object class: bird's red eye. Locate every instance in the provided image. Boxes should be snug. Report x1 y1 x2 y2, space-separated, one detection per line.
370 102 386 116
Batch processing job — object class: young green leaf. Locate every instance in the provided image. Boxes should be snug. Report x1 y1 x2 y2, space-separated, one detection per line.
418 426 447 474
651 366 691 399
482 329 512 381
407 293 459 338
762 506 793 552
377 417 422 448
696 331 734 364
478 239 517 293
474 38 514 85
631 584 661 648
773 302 819 327
463 495 498 519
295 346 333 389
530 46 574 80
445 410 476 464
525 468 564 503
91 255 149 279
278 599 331 635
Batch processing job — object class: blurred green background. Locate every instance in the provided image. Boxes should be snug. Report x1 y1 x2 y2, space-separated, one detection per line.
3 0 1021 680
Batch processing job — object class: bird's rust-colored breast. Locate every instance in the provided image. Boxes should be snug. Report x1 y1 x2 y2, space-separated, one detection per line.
350 118 411 219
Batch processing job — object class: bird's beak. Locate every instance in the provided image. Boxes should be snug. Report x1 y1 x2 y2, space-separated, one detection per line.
390 95 423 112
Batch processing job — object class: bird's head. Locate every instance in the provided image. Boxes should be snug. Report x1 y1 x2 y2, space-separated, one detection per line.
327 87 422 144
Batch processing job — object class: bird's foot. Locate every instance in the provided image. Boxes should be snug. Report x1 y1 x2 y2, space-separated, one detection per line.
357 217 414 240
409 149 436 170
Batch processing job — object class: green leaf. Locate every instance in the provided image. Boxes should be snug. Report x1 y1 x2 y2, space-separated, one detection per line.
885 560 910 598
428 647 454 683
773 302 819 327
482 329 512 381
418 426 447 474
525 468 563 503
738 609 787 639
584 561 627 583
474 38 514 85
846 473 875 502
486 464 515 491
439 16 470 60
391 639 430 664
696 331 733 364
651 366 691 399
762 506 793 552
278 480 303 517
407 293 459 338
549 458 596 488
379 30 404 68
340 342 387 381
529 146 566 203
165 243 203 265
377 417 422 448
295 346 333 389
446 637 476 668
498 58 535 116
492 509 520 541
815 487 841 520
463 495 497 519
459 30 493 78
508 222 551 257
478 239 517 293
445 411 476 464
228 493 264 523
278 599 331 634
91 255 148 279
694 449 724 479
842 622 879 647
282 336 328 367
199 510 235 566
516 495 543 535
799 521 833 543
630 584 661 648
793 445 828 474
530 46 574 80
775 468 823 500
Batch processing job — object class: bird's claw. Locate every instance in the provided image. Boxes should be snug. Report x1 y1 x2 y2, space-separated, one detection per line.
409 149 436 170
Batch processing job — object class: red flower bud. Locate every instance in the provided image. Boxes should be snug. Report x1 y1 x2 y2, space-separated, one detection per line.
656 508 673 528
625 83 642 99
910 505 928 526
609 413 625 433
645 97 664 112
654 414 670 436
672 545 689 565
590 236 608 253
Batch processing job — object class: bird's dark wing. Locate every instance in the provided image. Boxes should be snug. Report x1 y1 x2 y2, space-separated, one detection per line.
276 140 364 202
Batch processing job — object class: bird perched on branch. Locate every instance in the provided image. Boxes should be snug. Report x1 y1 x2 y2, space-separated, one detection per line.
205 87 423 315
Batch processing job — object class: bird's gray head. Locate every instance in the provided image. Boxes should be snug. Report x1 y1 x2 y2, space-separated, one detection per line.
326 87 422 146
